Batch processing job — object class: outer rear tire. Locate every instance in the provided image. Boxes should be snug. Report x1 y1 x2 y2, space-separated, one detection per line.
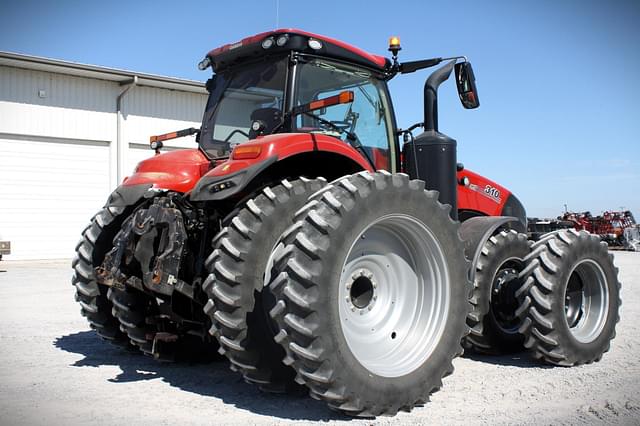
517 229 621 366
72 200 131 347
464 230 530 354
268 172 471 416
203 178 326 391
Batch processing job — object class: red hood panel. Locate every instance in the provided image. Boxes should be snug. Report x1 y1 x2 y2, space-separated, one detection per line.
122 149 211 193
457 168 511 216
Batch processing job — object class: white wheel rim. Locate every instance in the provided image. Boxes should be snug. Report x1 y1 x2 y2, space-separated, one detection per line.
338 214 450 377
564 259 609 343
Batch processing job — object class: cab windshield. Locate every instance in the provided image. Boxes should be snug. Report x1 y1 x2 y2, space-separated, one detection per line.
200 58 287 158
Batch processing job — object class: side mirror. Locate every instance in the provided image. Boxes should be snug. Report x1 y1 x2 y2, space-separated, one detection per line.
454 62 480 109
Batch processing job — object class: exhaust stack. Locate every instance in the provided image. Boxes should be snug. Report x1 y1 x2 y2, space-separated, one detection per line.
403 60 458 220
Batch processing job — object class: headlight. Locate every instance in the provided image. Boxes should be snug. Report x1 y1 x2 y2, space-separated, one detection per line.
262 37 275 49
276 34 289 46
308 39 322 50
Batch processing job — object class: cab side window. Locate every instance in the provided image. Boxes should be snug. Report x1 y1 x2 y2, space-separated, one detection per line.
295 59 394 170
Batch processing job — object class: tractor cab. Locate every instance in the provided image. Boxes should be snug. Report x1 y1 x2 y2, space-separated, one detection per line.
197 29 398 171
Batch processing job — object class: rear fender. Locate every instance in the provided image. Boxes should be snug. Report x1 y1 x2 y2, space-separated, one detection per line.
459 216 526 282
106 183 153 208
190 133 370 201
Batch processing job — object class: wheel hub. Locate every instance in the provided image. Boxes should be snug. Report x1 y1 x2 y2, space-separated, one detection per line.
345 269 377 312
565 276 584 327
490 266 522 334
564 259 608 343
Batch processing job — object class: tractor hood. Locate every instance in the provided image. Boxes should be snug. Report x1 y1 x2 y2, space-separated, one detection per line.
122 149 211 193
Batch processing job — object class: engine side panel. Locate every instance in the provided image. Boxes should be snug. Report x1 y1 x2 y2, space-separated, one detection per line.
457 168 511 217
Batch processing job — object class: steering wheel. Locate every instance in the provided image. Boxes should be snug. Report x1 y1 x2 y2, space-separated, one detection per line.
224 129 250 143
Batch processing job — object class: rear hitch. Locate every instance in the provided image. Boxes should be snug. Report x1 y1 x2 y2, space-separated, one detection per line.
96 196 194 298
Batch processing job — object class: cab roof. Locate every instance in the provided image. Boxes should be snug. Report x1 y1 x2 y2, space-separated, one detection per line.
206 29 390 73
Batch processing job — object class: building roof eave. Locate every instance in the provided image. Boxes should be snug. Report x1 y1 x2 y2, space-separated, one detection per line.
0 51 207 95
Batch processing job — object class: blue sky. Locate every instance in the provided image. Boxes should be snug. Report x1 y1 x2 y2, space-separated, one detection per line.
1 0 638 218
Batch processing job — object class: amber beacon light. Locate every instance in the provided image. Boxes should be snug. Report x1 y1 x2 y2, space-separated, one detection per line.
388 36 401 56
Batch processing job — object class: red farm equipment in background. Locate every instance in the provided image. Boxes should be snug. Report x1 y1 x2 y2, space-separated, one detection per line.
562 210 636 246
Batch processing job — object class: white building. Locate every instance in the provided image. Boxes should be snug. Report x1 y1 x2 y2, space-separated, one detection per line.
0 51 208 260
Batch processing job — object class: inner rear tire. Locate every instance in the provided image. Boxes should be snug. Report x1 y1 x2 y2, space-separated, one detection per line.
268 172 471 416
109 286 220 362
464 230 530 354
517 229 621 366
203 178 326 391
108 286 160 357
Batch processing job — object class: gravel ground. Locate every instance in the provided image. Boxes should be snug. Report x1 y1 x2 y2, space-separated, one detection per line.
0 252 638 425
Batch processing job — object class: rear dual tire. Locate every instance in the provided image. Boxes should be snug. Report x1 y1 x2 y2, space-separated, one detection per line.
268 172 471 416
203 178 326 390
109 286 219 362
72 195 133 347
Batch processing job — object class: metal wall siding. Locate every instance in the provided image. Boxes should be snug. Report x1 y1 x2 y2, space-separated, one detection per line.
125 85 206 123
0 65 116 112
0 62 208 259
0 65 118 141
0 65 207 149
122 85 206 150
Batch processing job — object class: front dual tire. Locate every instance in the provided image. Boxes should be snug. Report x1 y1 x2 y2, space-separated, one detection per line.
517 229 621 366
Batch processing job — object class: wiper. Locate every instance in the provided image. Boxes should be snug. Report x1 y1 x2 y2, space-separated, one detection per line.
303 112 376 172
271 90 354 135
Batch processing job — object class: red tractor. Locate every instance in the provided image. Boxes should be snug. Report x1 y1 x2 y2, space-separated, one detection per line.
73 29 620 416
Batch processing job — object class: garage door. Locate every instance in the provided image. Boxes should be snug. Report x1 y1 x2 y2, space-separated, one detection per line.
0 136 110 260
